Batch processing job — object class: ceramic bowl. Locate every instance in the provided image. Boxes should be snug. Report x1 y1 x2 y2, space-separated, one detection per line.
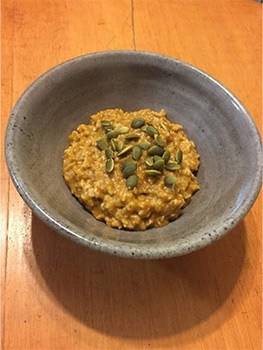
5 51 262 258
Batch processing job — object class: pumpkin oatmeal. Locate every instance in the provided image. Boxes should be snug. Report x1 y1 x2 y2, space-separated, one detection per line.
63 109 200 230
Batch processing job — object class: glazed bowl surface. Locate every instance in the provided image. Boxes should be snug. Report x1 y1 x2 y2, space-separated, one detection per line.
5 51 262 258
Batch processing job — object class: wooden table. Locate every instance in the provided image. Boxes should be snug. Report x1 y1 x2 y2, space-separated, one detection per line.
1 1 262 349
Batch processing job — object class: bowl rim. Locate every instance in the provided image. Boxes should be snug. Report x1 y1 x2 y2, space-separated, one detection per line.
5 50 262 259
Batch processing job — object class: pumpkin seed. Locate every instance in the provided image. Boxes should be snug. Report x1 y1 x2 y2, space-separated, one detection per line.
147 145 165 156
118 145 133 156
131 118 145 129
116 141 124 152
145 156 154 167
145 169 162 176
122 163 137 178
141 124 148 132
175 149 183 163
139 141 151 150
154 134 165 147
126 175 138 189
161 123 170 133
121 158 137 170
146 125 159 137
117 126 130 134
106 129 119 139
103 124 114 132
106 158 114 173
153 155 162 162
110 139 116 151
164 175 177 189
125 134 140 140
101 120 111 126
102 121 113 132
162 150 171 164
132 145 142 161
165 162 181 170
153 159 165 171
96 137 108 150
105 148 114 159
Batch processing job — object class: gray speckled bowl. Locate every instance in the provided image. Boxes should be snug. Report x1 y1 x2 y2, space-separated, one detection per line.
5 51 262 259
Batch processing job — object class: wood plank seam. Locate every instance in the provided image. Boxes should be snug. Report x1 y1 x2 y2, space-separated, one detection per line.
131 0 136 50
1 7 14 348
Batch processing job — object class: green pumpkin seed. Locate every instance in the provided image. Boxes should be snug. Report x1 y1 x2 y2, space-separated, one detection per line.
102 121 114 132
165 162 181 170
153 155 162 162
117 126 130 134
139 141 151 150
164 176 177 189
106 158 114 173
116 141 124 152
121 158 137 170
105 148 114 159
125 134 140 140
126 175 138 189
131 118 145 129
110 139 116 151
96 137 108 150
145 156 154 167
153 159 165 171
154 134 165 147
175 149 183 163
161 123 170 133
162 150 171 164
147 145 165 156
141 124 148 132
146 125 159 137
132 146 142 161
101 120 111 126
103 124 114 132
122 163 137 178
118 145 133 156
145 169 162 176
106 129 119 139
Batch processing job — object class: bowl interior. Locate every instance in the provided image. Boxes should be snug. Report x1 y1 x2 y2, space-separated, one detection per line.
6 52 261 257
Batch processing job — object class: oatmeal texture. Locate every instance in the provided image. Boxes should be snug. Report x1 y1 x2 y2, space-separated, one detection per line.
63 109 200 230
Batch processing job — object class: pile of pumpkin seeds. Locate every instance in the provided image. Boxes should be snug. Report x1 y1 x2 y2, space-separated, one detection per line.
96 117 183 190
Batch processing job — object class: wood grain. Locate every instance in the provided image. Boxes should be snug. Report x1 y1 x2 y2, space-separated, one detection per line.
1 0 262 349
